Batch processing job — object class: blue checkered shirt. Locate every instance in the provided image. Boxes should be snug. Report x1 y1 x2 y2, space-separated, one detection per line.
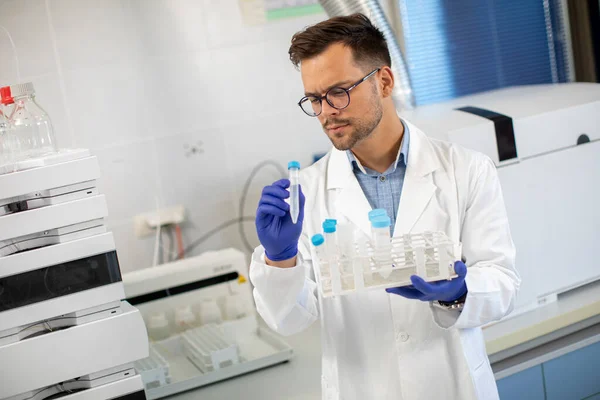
346 121 410 235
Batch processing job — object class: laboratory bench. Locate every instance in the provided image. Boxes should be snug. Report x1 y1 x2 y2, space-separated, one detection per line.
170 280 600 400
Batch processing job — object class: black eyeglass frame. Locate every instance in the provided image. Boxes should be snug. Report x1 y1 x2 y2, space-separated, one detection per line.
297 68 381 117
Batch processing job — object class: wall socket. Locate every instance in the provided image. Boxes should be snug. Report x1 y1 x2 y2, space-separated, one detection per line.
133 205 186 238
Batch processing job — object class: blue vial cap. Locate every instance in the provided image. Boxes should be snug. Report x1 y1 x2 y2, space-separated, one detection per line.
368 209 387 220
288 161 300 170
323 223 337 233
323 219 337 227
311 234 325 246
371 215 391 228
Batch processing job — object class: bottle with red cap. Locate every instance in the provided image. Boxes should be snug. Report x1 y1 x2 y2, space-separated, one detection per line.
9 82 57 158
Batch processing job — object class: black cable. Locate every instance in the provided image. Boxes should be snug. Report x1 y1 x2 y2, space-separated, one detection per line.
238 160 286 252
180 216 255 257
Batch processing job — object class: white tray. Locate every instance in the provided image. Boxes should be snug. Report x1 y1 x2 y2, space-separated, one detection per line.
135 316 294 399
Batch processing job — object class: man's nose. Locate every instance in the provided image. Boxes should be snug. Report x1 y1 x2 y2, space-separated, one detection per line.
321 99 340 118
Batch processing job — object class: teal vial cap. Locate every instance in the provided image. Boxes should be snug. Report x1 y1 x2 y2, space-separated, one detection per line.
288 161 300 169
371 215 391 228
323 219 337 227
311 234 325 246
323 222 337 233
368 209 387 220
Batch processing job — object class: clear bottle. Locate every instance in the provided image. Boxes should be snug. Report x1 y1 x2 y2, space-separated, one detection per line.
0 86 18 171
371 216 393 278
0 106 11 170
9 82 57 159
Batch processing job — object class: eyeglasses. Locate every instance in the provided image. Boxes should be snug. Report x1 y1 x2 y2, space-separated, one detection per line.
298 68 380 117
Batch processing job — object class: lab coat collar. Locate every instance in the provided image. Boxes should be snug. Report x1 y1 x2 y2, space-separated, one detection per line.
326 118 441 237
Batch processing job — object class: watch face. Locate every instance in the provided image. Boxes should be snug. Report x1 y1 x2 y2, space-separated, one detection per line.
0 251 121 313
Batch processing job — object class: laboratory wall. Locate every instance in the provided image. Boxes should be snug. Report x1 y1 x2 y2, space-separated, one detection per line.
0 0 331 272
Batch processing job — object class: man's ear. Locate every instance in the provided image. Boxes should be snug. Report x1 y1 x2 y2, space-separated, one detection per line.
379 66 395 98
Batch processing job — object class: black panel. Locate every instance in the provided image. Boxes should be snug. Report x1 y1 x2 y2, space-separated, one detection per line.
0 251 121 312
110 390 147 400
455 106 518 161
127 271 239 306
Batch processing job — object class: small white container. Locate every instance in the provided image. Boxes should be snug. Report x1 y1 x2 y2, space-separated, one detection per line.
148 312 171 341
199 298 223 325
174 305 197 332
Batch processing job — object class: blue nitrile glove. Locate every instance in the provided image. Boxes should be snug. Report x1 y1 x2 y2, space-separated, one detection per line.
255 179 305 261
386 261 468 302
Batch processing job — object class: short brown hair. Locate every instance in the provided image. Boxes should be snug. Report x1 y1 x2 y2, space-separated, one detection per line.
289 13 391 70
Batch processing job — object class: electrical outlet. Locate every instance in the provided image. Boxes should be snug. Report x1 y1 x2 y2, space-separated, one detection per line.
133 205 186 238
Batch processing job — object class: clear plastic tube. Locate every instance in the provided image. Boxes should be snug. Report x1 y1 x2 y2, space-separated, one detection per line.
288 161 300 224
312 234 328 275
371 216 393 278
323 222 342 294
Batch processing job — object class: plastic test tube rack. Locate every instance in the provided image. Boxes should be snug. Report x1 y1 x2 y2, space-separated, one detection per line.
180 323 240 373
313 230 462 298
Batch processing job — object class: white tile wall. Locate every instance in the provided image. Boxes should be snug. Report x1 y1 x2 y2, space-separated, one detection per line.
0 0 55 79
0 0 329 272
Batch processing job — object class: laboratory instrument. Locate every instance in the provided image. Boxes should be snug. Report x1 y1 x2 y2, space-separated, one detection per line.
288 160 300 224
0 148 148 400
122 248 294 400
403 82 600 313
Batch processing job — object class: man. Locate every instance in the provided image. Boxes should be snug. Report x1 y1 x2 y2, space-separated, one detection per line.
250 13 520 400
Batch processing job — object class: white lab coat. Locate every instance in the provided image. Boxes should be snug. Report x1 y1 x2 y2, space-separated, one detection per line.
250 120 520 400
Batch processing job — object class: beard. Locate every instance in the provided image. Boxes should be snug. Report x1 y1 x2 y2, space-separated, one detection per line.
322 96 383 151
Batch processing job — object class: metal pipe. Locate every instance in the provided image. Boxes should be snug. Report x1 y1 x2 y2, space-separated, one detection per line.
318 0 415 109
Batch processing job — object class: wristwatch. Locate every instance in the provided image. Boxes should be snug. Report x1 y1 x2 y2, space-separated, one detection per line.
434 292 467 311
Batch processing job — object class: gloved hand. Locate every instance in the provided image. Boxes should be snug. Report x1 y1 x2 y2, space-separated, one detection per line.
386 261 468 302
255 179 305 261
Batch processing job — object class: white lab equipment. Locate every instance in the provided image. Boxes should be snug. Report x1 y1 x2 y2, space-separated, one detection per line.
402 82 600 312
0 149 148 400
8 82 57 159
288 160 300 224
122 249 293 399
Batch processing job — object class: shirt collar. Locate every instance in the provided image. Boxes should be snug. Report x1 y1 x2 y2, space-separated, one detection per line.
347 119 410 175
